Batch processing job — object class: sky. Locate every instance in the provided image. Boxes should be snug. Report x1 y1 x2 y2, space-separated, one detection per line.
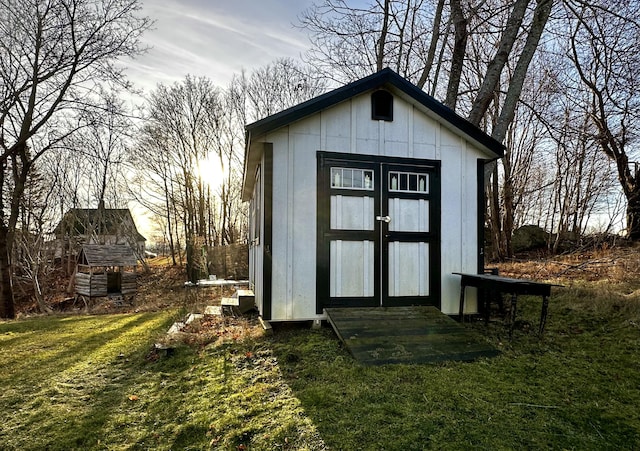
125 0 317 238
125 0 316 95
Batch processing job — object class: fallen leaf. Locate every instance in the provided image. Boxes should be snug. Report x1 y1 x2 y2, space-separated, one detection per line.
128 395 139 401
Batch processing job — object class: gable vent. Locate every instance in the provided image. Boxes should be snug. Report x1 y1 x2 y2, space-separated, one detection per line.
371 90 393 121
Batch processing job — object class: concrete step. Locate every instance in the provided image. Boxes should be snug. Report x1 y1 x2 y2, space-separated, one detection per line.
221 289 255 313
204 305 223 316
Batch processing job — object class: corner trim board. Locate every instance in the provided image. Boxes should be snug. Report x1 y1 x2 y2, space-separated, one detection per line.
263 143 273 320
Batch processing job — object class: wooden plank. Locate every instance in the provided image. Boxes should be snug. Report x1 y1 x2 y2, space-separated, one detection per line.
325 306 499 365
80 244 137 267
334 323 464 338
258 316 273 334
121 273 137 295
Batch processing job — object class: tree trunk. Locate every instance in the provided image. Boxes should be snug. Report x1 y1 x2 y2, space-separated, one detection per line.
33 270 53 314
502 151 515 258
491 0 554 143
0 225 15 319
0 147 31 319
627 187 640 240
186 236 197 283
417 0 445 89
376 0 391 71
166 207 177 266
489 164 504 261
164 176 177 265
445 0 468 110
467 0 530 126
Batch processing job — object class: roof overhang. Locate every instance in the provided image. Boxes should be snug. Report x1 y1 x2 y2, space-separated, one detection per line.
242 68 506 201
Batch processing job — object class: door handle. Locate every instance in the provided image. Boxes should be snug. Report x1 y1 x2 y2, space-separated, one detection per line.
376 215 391 223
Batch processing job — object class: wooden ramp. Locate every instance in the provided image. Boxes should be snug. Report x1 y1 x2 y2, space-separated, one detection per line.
325 306 499 365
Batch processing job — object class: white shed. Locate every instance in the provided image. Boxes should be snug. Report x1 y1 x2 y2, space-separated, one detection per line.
242 68 504 322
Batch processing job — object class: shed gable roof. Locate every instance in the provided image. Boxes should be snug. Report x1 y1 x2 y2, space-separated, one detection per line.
78 244 137 267
243 68 505 200
246 68 505 154
55 208 146 242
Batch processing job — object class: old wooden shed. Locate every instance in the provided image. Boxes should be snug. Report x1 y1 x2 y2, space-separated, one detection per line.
75 244 137 300
242 68 505 322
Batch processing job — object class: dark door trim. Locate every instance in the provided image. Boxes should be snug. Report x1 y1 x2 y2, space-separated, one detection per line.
477 159 486 275
316 153 381 312
316 151 441 313
381 161 441 308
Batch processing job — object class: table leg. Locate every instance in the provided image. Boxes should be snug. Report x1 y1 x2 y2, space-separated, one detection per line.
458 284 466 323
509 293 518 340
539 295 549 336
484 287 492 325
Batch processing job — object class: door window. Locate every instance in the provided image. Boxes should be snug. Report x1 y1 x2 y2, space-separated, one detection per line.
388 171 428 193
331 167 374 190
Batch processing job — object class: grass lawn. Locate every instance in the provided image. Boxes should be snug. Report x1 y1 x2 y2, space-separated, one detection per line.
1 280 640 450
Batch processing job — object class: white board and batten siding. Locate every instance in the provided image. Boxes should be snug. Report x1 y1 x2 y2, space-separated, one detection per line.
252 88 483 320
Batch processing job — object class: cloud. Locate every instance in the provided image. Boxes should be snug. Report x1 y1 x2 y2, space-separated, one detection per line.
124 0 313 93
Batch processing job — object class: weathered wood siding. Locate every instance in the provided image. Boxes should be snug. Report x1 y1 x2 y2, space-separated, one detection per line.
76 271 135 297
75 272 92 296
91 273 108 297
121 273 136 295
75 272 108 297
251 88 486 320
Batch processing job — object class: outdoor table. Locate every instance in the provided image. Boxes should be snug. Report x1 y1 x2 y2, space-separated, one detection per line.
453 272 562 339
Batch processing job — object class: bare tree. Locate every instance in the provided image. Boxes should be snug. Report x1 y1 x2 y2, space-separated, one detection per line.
300 0 552 130
566 0 640 239
235 58 328 122
135 76 225 281
14 161 59 313
62 90 133 240
300 0 557 259
299 0 444 85
0 0 150 318
444 0 468 110
132 60 326 277
226 58 326 242
130 125 183 265
416 0 446 90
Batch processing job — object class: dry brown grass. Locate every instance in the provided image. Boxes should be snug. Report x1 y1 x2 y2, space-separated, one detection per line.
103 265 238 314
496 245 640 284
20 263 237 316
134 264 262 351
494 245 640 320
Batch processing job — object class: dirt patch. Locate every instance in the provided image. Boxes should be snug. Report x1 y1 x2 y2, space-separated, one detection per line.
157 312 264 351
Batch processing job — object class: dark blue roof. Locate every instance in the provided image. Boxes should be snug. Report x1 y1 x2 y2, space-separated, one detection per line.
245 68 505 157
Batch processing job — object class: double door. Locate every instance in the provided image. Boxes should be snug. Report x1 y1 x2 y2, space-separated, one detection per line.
317 153 440 311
